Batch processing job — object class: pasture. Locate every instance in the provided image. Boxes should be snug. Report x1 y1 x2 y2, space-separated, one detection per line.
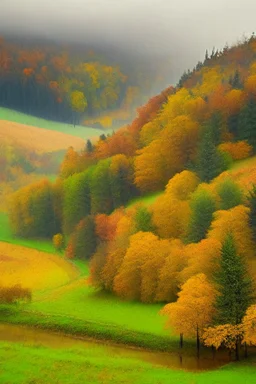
0 107 106 140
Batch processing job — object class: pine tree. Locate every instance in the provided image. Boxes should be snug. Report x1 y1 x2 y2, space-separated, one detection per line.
86 139 94 153
133 206 155 233
238 98 256 149
215 233 254 326
247 184 256 241
186 189 216 243
196 126 229 182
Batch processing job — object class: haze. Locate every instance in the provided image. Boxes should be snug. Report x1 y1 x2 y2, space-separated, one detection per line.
1 0 256 84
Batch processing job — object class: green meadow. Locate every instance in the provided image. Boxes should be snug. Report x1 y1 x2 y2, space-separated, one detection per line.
0 106 107 140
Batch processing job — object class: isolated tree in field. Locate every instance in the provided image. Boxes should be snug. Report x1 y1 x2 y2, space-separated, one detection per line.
186 188 216 243
52 233 64 251
160 274 217 357
217 178 243 210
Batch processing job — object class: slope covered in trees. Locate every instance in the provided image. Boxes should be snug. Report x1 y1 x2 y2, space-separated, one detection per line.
7 34 256 356
0 35 170 127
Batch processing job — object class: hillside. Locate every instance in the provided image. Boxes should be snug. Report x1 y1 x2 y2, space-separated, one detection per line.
2 33 256 367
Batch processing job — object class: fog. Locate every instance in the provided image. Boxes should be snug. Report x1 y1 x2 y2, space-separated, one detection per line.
1 0 256 85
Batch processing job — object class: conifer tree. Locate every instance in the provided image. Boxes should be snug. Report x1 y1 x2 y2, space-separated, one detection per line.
196 126 230 182
86 139 94 153
238 98 256 149
247 184 256 241
186 189 216 243
215 233 253 326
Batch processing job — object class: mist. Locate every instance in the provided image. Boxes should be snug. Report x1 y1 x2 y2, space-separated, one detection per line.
1 0 256 86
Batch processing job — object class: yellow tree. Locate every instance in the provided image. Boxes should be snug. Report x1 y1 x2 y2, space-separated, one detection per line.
160 273 217 356
70 90 87 126
241 305 256 346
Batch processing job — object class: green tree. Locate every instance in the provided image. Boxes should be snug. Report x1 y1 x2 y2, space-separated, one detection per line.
133 206 155 233
238 98 256 149
90 159 113 214
214 233 254 359
63 170 91 235
247 183 256 241
71 216 97 259
196 126 230 182
86 139 94 153
217 178 243 210
215 233 254 325
187 188 216 243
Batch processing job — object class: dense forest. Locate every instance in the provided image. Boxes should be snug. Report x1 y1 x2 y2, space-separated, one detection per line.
0 36 169 127
8 34 256 356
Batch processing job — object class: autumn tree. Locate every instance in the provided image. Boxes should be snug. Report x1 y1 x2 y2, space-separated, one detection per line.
160 274 217 356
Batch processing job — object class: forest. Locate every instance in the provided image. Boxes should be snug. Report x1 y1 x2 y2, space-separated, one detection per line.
5 33 256 361
0 35 168 127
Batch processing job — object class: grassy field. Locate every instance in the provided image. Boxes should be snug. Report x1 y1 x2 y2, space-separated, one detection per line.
0 106 107 140
0 241 79 292
0 340 255 384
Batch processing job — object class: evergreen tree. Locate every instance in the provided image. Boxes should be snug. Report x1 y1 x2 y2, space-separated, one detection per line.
247 184 256 242
229 70 243 89
186 188 216 243
217 178 243 210
215 233 254 326
238 98 256 149
196 126 230 182
73 216 97 259
227 113 240 137
86 139 94 153
133 206 155 233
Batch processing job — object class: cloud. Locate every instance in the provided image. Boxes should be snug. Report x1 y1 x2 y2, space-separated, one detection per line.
1 0 256 84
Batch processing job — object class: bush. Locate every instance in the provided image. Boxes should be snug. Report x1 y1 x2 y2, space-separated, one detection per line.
0 285 32 304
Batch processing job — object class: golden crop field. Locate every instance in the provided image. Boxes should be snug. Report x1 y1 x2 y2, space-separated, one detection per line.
0 120 85 153
0 242 79 292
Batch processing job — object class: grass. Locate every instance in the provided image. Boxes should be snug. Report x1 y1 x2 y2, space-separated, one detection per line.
0 106 107 140
126 191 163 208
0 340 255 384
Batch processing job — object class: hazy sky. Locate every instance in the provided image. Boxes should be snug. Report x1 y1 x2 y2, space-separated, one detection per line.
1 0 256 81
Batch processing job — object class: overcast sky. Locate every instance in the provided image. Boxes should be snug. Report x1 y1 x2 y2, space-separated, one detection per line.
1 0 256 83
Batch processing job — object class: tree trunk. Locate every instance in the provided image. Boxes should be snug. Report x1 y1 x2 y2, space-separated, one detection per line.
196 326 200 359
244 342 248 358
180 333 183 349
235 337 240 361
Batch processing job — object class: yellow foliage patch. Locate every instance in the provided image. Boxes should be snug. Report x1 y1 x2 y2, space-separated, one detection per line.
0 242 78 291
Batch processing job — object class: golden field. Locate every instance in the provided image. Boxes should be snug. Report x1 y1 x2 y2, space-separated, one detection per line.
0 120 86 153
0 242 79 292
